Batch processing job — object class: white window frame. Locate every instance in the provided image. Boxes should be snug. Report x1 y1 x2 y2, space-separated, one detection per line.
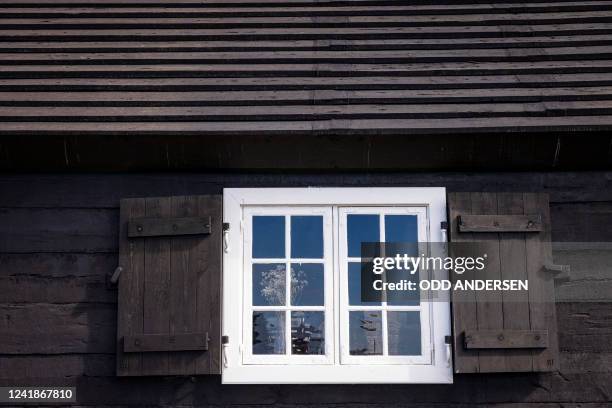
223 187 452 384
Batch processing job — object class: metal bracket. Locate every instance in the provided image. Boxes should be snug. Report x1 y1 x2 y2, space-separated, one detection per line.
543 263 571 282
223 222 230 253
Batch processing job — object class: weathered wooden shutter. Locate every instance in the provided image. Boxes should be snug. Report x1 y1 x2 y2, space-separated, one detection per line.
116 195 221 376
448 192 560 373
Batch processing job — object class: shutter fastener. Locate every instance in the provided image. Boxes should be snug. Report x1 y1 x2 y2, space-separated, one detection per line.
106 266 123 289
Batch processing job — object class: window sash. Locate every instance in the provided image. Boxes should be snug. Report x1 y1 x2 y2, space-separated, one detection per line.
242 206 334 365
338 206 433 365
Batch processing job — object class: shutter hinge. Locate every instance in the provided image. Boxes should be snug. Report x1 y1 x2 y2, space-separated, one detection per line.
440 221 448 243
444 335 452 368
223 223 230 253
222 335 229 368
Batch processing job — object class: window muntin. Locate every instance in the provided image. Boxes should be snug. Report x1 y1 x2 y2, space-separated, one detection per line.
243 206 334 365
339 207 432 365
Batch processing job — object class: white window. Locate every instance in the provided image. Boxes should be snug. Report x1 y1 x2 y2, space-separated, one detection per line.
223 188 452 384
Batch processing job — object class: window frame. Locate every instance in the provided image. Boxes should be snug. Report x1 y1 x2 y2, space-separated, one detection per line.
223 187 452 384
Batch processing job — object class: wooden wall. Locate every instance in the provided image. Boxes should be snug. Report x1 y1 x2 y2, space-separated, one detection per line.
0 172 611 407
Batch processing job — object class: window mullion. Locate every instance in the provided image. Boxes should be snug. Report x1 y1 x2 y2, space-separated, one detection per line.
285 215 291 357
380 213 389 357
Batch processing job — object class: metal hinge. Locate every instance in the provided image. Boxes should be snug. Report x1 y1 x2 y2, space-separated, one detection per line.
223 223 230 253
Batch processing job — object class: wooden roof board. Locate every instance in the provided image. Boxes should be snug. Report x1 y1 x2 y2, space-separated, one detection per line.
0 0 610 136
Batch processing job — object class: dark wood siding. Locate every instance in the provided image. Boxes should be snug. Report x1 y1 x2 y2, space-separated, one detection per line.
0 0 611 136
0 172 611 406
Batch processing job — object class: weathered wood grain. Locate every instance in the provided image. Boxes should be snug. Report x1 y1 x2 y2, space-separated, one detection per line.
127 215 211 238
0 208 117 253
0 0 609 141
458 214 542 232
0 253 116 303
464 330 548 349
0 303 116 354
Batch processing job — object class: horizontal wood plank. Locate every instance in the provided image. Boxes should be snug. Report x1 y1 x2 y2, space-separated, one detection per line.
0 0 609 138
458 214 543 232
127 216 211 237
464 330 549 349
123 333 209 352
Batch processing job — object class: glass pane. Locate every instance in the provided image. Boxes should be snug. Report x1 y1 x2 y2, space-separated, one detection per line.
290 263 324 306
384 214 418 244
349 311 383 355
291 311 325 355
386 265 420 306
387 311 421 356
291 216 323 259
253 311 286 355
253 216 285 259
252 263 286 306
348 262 381 306
347 214 379 258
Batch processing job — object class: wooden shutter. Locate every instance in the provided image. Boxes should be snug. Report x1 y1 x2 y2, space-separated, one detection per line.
448 192 559 373
116 195 221 376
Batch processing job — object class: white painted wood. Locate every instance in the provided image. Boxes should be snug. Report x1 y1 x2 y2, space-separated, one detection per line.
222 187 452 384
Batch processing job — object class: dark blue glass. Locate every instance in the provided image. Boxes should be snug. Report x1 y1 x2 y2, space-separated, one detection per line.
252 311 285 355
252 216 285 258
291 311 325 355
252 263 286 306
290 263 324 306
387 311 421 355
348 262 381 306
385 215 418 244
291 216 323 259
347 214 379 258
349 311 382 355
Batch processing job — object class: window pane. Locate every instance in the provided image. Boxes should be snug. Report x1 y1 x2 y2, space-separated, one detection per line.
349 311 383 355
253 263 286 306
253 311 285 355
291 216 323 259
253 216 285 258
291 311 325 355
347 214 379 258
290 263 324 306
386 266 420 306
387 311 421 356
348 262 381 306
384 214 418 244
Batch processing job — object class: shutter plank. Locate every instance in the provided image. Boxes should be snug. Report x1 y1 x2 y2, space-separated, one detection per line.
524 193 560 371
168 196 191 374
448 192 479 373
470 192 506 373
142 197 171 375
117 198 145 376
196 195 222 374
497 193 533 371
